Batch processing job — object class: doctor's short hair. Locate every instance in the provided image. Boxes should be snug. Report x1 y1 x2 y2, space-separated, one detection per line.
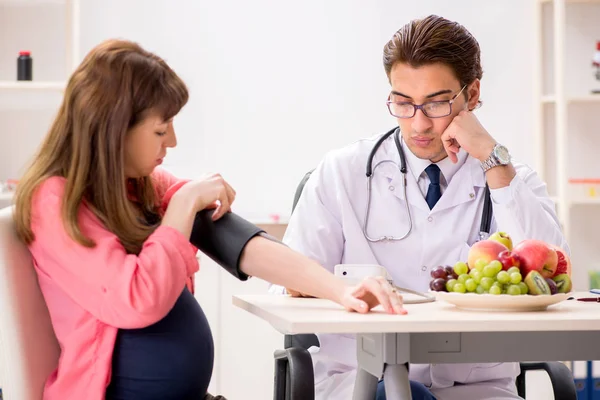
383 15 483 91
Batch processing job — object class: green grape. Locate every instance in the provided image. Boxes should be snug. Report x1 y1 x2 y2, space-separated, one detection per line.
507 267 520 275
488 260 503 274
453 283 466 293
489 285 502 295
474 259 488 271
446 279 458 292
457 274 469 284
518 282 529 294
480 277 494 290
482 265 497 278
475 285 485 294
510 272 522 284
453 261 468 276
465 279 477 292
470 270 482 284
497 271 510 284
507 285 521 296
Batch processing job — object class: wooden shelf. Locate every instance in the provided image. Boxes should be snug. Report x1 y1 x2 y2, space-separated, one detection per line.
542 95 555 104
541 94 600 104
0 81 65 91
540 0 600 3
569 198 600 205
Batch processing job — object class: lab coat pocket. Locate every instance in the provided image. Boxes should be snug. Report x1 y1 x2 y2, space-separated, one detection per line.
462 362 519 384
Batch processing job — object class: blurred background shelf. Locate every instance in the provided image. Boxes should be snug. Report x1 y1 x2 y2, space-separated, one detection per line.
0 81 65 90
539 0 600 3
541 94 600 103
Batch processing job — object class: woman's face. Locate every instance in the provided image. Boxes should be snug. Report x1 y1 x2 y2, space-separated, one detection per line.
124 113 177 178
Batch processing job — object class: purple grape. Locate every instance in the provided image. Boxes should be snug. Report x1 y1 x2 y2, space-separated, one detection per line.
444 265 459 280
430 266 448 280
431 278 447 292
545 278 558 295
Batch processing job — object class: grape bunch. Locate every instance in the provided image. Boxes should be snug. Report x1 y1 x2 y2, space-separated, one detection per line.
429 260 528 296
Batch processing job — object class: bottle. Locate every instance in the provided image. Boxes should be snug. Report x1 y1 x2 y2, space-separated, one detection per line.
17 50 32 81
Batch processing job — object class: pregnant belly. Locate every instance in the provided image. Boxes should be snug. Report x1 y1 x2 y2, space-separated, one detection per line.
106 288 214 400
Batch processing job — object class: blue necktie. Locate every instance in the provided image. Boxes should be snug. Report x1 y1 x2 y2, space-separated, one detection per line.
425 164 442 210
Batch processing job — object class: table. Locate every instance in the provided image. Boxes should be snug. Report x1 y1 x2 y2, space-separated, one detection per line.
233 292 600 400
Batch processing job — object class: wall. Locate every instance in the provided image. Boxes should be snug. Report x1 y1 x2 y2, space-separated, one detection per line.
0 1 566 399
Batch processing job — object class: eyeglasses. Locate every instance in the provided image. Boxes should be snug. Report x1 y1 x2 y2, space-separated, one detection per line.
386 85 467 119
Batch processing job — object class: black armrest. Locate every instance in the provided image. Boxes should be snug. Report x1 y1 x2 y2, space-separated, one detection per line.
274 347 315 400
516 362 577 400
190 210 264 281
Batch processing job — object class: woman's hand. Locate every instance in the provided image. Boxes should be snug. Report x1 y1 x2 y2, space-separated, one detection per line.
162 173 236 238
287 276 407 315
171 173 236 220
343 276 407 314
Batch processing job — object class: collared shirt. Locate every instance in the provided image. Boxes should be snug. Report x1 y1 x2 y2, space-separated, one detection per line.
402 143 468 198
401 141 514 205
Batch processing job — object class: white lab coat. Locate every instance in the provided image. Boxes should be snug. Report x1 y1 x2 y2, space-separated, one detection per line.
275 133 568 400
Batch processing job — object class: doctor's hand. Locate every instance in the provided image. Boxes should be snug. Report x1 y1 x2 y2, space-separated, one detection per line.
440 110 496 164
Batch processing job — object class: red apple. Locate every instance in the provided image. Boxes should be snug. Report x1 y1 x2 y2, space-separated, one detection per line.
467 239 509 270
512 239 558 279
497 250 521 271
549 245 572 277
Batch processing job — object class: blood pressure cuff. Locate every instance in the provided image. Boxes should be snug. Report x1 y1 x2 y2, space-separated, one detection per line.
189 210 265 281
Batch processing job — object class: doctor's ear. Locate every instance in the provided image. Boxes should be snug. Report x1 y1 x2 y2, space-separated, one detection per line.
466 80 481 111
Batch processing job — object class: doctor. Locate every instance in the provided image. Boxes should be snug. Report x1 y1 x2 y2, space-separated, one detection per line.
275 15 569 400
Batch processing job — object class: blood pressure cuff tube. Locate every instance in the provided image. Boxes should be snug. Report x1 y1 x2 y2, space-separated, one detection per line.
189 210 266 281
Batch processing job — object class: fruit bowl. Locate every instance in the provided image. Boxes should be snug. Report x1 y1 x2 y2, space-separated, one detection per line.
434 291 569 312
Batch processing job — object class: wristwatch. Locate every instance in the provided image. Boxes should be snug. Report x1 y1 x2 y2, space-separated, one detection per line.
481 143 511 172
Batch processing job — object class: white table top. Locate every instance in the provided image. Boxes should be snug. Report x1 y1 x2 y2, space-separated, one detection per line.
232 292 600 334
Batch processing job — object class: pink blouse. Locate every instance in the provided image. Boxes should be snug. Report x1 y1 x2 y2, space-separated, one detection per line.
27 169 198 400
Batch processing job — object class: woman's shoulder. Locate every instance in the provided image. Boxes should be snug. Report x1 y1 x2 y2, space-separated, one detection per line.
33 176 67 203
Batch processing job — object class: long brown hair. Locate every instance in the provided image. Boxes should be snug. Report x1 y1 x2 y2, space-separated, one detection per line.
383 15 483 103
14 39 189 254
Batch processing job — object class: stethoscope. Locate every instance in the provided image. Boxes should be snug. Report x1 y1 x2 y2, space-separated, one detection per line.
362 127 493 243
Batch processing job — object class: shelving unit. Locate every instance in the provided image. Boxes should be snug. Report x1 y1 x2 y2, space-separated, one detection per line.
0 0 78 205
534 0 600 291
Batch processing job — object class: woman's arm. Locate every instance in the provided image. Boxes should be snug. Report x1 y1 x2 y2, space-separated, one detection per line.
239 236 406 314
29 180 199 329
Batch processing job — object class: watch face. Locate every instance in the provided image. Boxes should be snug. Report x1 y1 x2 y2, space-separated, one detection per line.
494 145 510 164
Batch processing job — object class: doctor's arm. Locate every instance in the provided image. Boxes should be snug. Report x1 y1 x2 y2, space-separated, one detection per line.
488 164 569 252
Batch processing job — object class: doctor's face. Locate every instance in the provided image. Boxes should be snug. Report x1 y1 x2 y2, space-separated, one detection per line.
388 62 479 162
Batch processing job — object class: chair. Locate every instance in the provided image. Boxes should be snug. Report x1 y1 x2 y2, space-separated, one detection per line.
0 206 60 399
273 171 577 400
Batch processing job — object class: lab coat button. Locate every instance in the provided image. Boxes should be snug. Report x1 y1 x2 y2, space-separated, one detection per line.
470 193 475 198
427 217 433 222
389 185 395 191
421 266 427 271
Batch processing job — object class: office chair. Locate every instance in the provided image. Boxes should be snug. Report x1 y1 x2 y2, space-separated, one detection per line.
0 206 61 400
273 171 577 400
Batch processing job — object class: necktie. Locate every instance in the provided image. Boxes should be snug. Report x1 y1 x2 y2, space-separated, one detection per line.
425 164 442 210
